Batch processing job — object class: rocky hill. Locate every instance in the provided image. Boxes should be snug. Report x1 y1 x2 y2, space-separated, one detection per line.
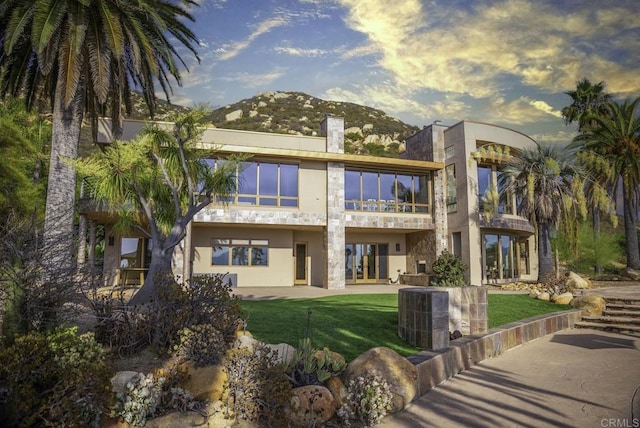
125 91 419 157
203 91 419 157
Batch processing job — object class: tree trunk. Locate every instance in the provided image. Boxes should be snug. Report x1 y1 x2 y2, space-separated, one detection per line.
623 187 640 269
593 209 602 274
128 242 174 306
538 222 554 280
43 76 85 275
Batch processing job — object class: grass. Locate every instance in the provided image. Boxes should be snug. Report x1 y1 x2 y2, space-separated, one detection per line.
240 294 571 361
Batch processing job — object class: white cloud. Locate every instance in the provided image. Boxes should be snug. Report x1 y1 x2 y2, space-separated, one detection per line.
219 17 288 60
335 0 640 118
219 69 287 88
274 46 328 57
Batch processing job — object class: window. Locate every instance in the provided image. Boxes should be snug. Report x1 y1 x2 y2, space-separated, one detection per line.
207 160 299 207
478 165 515 215
446 164 457 213
212 239 269 266
344 170 433 213
483 233 526 281
120 237 153 269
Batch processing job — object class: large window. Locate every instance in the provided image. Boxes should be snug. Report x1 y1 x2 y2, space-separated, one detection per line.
344 170 432 213
208 160 298 207
212 239 269 266
483 233 527 281
477 165 514 215
446 164 457 213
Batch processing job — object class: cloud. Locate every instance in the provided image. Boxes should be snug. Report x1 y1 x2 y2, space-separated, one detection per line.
219 17 289 60
274 46 329 57
336 0 640 100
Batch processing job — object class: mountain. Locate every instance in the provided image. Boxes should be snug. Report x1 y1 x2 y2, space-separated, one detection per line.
203 91 420 157
125 91 420 157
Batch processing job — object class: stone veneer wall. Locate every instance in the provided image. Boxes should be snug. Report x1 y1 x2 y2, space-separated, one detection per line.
443 286 488 335
407 310 583 397
406 230 436 274
398 288 450 350
193 208 326 226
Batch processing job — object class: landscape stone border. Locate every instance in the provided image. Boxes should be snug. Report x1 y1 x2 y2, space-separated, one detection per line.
404 309 584 397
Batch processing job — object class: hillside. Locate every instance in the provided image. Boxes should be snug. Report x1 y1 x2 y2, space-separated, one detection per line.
204 91 419 156
122 91 420 157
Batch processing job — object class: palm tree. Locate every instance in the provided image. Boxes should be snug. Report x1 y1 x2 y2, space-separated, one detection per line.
499 144 585 279
562 78 613 272
0 0 200 273
562 78 611 132
574 98 640 270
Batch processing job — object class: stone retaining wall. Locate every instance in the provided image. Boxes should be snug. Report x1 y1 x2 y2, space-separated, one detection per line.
405 309 583 397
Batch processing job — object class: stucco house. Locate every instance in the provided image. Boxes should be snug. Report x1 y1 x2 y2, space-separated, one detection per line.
79 115 539 289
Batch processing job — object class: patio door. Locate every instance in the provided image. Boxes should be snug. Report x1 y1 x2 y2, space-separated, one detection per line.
345 243 387 283
294 242 308 285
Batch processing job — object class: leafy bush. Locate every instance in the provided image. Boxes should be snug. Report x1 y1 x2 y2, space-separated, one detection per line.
151 274 243 354
337 372 393 427
173 323 226 367
0 327 113 427
284 337 347 387
431 250 468 286
223 344 291 426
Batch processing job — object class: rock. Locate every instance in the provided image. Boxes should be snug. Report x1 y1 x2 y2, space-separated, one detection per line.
537 292 551 302
225 109 243 122
235 334 259 352
450 330 462 340
178 362 227 402
565 271 591 289
264 343 296 365
235 330 253 338
145 410 209 428
324 376 347 408
554 292 574 305
620 268 640 280
342 347 417 413
529 290 540 298
287 385 337 426
345 126 363 137
110 371 139 395
571 295 606 316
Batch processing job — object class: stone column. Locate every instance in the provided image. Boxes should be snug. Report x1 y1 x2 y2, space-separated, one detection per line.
321 116 345 289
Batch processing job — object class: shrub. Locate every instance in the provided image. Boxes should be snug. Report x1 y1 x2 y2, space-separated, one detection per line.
431 250 468 286
151 274 242 354
337 372 393 427
223 344 291 426
0 327 113 427
173 323 226 367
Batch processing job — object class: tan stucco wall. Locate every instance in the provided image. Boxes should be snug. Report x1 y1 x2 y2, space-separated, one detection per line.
191 226 295 287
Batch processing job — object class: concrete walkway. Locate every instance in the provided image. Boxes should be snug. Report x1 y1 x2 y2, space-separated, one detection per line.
379 329 640 428
233 284 640 427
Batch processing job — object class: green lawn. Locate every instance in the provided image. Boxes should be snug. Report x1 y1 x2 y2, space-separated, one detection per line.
240 294 570 361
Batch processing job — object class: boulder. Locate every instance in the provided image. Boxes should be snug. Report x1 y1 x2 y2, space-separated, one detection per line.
264 343 296 365
571 295 606 316
225 109 243 122
313 349 346 366
234 332 259 352
554 292 574 305
287 385 337 426
342 347 417 413
529 290 540 298
324 376 347 408
565 271 591 289
178 362 227 402
537 292 551 302
620 268 640 281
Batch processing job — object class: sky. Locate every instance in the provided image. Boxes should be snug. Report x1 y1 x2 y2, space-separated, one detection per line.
168 0 640 145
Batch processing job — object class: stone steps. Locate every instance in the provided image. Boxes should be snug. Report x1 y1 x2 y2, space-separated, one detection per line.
574 321 640 336
575 296 640 336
